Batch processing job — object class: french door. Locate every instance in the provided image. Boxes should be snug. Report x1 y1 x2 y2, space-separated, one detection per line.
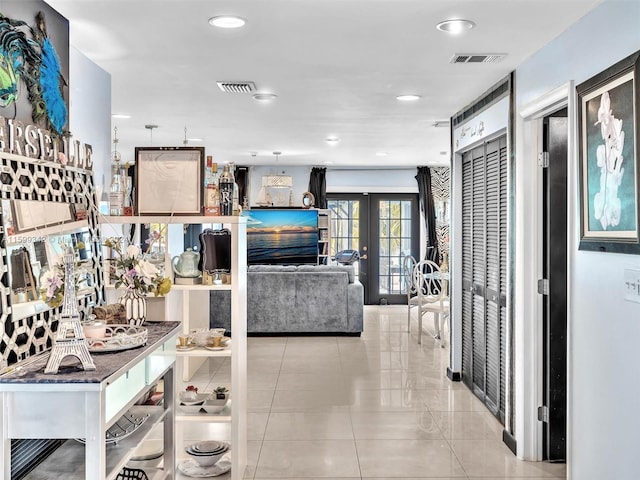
327 193 419 305
461 134 508 423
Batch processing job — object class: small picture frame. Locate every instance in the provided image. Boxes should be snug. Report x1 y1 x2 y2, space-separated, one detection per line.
135 147 204 215
577 50 640 254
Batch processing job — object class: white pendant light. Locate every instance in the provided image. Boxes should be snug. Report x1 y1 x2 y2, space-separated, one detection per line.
264 152 292 188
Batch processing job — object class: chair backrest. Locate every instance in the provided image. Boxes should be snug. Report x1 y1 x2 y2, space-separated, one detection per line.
402 255 417 296
413 259 446 303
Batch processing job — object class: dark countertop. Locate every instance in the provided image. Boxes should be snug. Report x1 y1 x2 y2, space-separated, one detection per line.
0 321 181 385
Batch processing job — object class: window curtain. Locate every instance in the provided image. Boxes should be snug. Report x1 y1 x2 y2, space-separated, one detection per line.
415 166 439 263
308 167 327 208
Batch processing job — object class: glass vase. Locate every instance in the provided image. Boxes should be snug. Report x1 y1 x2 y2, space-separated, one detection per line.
119 289 147 326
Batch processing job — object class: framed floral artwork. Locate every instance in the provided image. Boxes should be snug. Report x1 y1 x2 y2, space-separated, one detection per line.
578 50 640 254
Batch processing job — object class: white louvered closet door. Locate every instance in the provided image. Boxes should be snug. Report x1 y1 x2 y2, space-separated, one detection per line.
461 135 508 424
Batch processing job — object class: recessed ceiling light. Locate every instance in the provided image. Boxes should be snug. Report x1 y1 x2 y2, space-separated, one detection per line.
208 15 247 29
112 114 131 119
436 19 476 34
325 137 340 145
376 152 388 157
396 94 421 101
252 93 277 101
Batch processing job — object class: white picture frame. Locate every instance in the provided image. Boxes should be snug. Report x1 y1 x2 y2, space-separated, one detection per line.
11 200 73 233
135 147 204 215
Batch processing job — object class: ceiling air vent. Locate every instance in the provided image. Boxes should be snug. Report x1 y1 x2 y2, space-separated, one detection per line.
216 81 257 93
450 53 506 64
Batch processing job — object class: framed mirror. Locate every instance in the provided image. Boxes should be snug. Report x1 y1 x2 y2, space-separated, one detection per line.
302 191 315 209
0 156 104 367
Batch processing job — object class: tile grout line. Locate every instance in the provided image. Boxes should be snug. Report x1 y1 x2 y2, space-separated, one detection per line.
251 337 287 479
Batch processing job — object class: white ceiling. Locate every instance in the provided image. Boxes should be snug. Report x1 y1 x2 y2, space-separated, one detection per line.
46 0 602 168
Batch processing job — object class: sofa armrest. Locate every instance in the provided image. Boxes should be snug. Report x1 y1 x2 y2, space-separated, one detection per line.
347 280 364 332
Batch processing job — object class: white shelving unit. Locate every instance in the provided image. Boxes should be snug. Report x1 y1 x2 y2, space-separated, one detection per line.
100 215 247 480
317 208 331 265
0 323 180 480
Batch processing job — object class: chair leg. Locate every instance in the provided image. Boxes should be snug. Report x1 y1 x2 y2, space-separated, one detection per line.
440 313 449 348
417 307 422 344
433 313 441 340
407 306 411 334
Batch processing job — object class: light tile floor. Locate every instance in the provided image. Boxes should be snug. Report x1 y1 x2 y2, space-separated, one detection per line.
175 305 567 479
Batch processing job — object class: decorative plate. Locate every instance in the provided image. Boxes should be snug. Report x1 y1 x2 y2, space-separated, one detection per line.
176 344 197 351
177 456 231 477
86 325 148 353
76 409 149 445
203 345 226 352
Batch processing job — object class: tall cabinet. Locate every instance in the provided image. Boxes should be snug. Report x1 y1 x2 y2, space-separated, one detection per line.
101 215 248 480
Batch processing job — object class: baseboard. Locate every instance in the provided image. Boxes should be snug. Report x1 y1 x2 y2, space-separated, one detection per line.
502 429 517 455
446 367 461 381
247 332 362 337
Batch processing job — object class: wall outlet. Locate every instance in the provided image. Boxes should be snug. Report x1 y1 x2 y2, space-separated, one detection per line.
623 269 640 304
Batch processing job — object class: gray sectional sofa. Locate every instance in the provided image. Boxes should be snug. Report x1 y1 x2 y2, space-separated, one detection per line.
209 264 364 335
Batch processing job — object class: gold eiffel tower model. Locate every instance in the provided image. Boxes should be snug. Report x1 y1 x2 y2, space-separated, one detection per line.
44 247 96 374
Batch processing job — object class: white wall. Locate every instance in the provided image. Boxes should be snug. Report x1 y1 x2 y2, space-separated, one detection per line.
68 46 111 200
514 1 640 478
327 168 419 193
246 166 420 207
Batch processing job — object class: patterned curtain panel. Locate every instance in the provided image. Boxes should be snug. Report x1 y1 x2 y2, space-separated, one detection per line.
415 166 439 263
430 167 451 262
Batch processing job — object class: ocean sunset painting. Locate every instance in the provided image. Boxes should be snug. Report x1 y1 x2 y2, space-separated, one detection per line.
243 209 319 265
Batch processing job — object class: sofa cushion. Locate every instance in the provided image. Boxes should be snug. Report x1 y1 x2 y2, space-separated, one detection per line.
249 265 297 272
296 264 356 283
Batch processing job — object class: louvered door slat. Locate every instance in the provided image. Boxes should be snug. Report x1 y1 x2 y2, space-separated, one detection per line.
499 139 508 417
461 154 474 383
484 138 502 413
471 144 486 393
460 133 509 425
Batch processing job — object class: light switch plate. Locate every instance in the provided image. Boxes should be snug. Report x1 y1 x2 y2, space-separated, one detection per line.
623 268 640 304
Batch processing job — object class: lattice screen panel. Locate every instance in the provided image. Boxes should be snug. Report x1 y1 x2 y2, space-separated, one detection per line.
0 153 104 368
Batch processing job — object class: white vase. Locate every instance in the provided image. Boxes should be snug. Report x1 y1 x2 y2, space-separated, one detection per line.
119 289 147 326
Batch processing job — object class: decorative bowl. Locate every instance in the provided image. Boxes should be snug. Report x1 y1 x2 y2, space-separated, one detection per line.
202 396 230 414
185 446 228 467
178 393 209 413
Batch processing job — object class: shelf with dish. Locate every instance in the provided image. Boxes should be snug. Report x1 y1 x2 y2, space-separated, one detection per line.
23 406 168 480
176 399 232 423
176 345 231 357
100 214 247 480
105 282 232 292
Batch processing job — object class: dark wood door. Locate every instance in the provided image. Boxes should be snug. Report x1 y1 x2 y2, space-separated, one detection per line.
542 108 568 462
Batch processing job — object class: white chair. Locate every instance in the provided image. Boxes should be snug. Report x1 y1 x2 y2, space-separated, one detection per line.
413 259 449 346
403 255 417 332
